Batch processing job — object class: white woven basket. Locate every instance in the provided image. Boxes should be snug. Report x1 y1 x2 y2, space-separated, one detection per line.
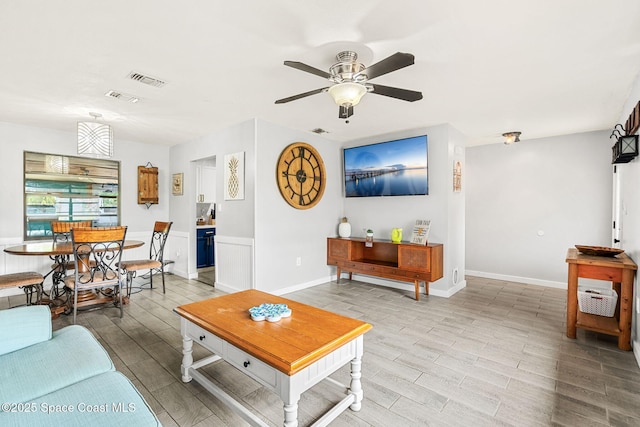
578 286 617 317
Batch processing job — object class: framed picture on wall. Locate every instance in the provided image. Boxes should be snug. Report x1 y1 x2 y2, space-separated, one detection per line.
172 173 183 195
453 160 462 192
224 151 245 200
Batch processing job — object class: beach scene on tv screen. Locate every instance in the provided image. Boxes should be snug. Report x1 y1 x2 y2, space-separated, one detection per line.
344 135 428 197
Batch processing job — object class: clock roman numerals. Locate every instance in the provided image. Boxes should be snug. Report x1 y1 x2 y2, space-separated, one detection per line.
277 142 326 210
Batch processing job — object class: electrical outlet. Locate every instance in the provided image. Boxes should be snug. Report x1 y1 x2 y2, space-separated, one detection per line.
176 250 181 258
296 257 301 266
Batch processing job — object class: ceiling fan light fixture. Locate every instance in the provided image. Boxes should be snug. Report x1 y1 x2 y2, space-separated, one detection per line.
328 82 367 107
502 131 521 145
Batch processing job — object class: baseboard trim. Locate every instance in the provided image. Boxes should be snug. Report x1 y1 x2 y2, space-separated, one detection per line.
214 282 242 294
272 276 334 296
465 270 566 289
326 274 465 298
634 339 640 369
259 273 467 299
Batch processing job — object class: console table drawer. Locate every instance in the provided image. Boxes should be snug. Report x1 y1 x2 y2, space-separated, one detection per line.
403 271 431 280
186 322 224 354
226 345 278 388
340 261 401 277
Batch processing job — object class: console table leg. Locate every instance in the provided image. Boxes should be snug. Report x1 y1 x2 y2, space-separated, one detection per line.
283 401 298 427
618 269 634 350
414 280 420 301
336 267 342 284
566 263 578 339
181 335 193 382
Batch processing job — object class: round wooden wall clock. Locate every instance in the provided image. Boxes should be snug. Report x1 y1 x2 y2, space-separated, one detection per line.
276 142 326 209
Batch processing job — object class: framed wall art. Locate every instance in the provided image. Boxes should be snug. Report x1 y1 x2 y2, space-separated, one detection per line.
453 160 462 192
172 173 183 196
224 151 245 200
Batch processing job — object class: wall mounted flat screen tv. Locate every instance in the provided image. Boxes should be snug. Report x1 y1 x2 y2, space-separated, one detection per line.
343 135 428 197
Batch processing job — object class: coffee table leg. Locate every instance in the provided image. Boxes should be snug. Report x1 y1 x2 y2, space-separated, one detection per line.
283 401 299 427
181 335 193 382
349 337 364 411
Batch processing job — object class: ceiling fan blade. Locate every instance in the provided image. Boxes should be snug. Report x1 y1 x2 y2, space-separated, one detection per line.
275 87 328 104
369 84 423 102
339 105 354 119
284 61 331 79
356 52 415 80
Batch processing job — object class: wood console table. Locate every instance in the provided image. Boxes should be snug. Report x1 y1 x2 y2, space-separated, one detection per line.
565 248 637 350
327 237 443 301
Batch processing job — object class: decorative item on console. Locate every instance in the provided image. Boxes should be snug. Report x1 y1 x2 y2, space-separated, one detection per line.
391 228 403 243
365 229 374 247
410 219 430 245
338 217 351 238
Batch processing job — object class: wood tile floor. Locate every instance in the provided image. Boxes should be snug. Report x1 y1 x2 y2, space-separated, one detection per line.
2 275 640 426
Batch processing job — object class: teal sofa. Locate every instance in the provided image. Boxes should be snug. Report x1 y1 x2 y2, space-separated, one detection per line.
0 306 161 426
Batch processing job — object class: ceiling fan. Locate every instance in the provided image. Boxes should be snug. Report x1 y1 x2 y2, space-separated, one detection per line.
275 51 423 119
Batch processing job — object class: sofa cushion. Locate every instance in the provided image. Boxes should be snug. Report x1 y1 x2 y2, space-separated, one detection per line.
0 306 52 356
0 325 114 404
0 371 161 426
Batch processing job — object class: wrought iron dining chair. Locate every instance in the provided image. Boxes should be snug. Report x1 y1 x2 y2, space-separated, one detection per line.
49 220 93 299
51 220 94 243
0 272 45 306
63 226 127 324
119 221 172 296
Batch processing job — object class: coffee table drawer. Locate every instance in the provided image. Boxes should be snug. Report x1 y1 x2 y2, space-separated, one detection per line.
226 345 278 388
186 322 224 354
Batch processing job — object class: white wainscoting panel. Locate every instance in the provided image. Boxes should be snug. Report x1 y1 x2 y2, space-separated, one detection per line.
214 235 254 293
1 237 54 297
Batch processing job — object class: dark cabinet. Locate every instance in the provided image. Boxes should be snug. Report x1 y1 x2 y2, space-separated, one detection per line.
197 228 215 268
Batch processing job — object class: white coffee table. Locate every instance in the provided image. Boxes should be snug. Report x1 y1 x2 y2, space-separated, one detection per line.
174 290 372 427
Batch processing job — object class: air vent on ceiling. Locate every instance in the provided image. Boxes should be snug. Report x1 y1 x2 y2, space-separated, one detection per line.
104 90 140 103
128 72 166 88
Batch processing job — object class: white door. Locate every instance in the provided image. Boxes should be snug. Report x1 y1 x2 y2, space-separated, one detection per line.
612 165 622 248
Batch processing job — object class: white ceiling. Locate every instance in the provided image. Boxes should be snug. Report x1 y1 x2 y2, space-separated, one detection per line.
1 0 640 147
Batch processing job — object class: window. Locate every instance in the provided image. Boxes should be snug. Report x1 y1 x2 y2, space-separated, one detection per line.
24 151 120 240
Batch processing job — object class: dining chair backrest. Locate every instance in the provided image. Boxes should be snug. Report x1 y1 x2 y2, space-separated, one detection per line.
70 226 127 285
149 221 172 263
51 220 93 243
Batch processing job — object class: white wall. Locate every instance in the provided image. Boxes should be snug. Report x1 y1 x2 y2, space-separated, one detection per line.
466 130 612 287
0 121 171 296
342 124 467 296
168 119 466 298
253 120 342 294
615 71 640 362
168 119 256 279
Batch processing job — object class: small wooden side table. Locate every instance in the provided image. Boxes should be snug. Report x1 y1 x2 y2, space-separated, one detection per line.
565 248 637 350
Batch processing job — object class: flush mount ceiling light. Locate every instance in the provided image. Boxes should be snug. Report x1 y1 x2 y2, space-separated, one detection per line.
503 131 521 145
78 112 113 158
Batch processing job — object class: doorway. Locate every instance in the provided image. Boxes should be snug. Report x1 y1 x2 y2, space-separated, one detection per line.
193 155 217 286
